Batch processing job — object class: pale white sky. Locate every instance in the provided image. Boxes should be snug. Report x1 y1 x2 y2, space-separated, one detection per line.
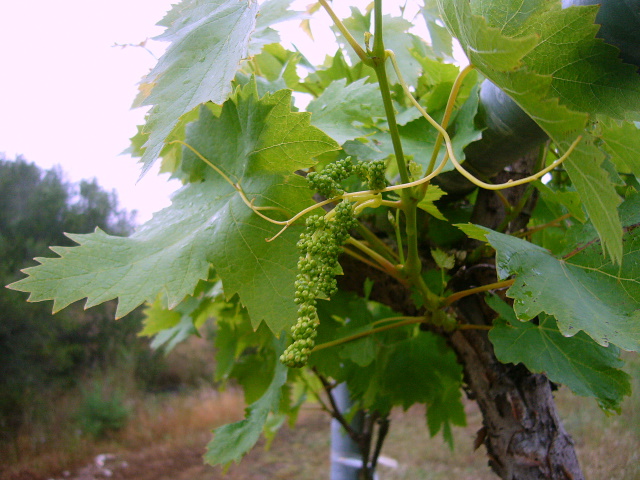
0 0 422 224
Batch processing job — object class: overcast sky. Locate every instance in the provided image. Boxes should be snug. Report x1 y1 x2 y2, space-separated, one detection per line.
0 0 418 224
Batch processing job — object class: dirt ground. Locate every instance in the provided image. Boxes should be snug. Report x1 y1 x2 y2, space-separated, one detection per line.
27 412 331 480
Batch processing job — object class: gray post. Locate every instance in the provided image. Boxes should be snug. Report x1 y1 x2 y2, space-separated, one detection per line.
330 383 368 480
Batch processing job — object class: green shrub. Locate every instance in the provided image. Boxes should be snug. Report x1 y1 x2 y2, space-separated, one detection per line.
75 386 129 438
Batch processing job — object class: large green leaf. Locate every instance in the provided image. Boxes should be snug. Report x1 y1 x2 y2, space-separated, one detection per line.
436 0 625 262
9 85 339 334
134 0 260 175
307 78 385 145
483 228 640 351
474 0 640 119
487 296 631 412
437 0 539 71
205 338 287 465
135 0 303 175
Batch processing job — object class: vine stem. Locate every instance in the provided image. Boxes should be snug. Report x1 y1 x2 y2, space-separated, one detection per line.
356 223 400 262
423 64 475 180
372 3 410 185
312 317 426 353
318 0 370 65
370 0 427 294
442 279 514 307
457 324 493 331
516 212 573 238
345 237 406 283
313 369 361 440
342 247 392 276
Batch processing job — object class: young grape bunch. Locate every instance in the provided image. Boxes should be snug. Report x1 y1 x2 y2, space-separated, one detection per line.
280 200 356 368
307 157 387 198
306 157 354 198
354 159 387 191
281 157 386 368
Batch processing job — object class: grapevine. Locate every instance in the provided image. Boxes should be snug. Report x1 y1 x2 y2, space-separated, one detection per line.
8 1 640 478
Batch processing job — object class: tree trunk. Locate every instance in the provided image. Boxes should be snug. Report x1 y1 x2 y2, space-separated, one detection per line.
443 151 584 479
448 324 583 479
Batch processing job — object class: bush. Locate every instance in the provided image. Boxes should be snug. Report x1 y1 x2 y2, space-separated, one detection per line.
75 385 130 438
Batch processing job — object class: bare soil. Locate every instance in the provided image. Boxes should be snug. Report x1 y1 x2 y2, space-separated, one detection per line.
39 411 330 480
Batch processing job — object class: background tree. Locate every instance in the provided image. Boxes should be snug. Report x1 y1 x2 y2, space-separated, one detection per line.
0 155 142 442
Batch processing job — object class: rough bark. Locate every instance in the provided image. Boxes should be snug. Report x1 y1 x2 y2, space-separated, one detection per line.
448 323 583 480
445 151 584 479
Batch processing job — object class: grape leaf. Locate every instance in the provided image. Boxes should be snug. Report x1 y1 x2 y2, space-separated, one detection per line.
436 0 624 262
487 296 631 412
241 44 302 94
302 49 374 94
437 0 539 71
134 0 260 175
249 0 303 56
535 182 587 224
205 338 287 465
307 78 385 145
482 228 640 351
454 223 490 242
422 0 454 58
417 185 447 220
599 118 640 173
474 0 640 119
562 139 623 262
9 85 339 334
380 332 465 447
311 291 465 446
141 290 217 353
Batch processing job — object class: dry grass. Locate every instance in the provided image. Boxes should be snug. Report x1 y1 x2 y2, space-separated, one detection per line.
117 389 243 448
556 353 640 480
3 355 638 480
0 388 243 480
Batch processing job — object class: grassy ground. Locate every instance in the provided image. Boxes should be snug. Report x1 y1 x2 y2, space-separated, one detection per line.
2 356 638 480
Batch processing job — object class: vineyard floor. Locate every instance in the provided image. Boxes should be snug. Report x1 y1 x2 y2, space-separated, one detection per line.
4 377 639 480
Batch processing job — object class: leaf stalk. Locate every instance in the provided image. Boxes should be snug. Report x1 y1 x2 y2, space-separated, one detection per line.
442 279 515 307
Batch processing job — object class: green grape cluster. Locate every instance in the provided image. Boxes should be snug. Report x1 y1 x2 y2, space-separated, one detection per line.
355 159 387 191
306 157 354 198
307 157 387 198
280 200 357 368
